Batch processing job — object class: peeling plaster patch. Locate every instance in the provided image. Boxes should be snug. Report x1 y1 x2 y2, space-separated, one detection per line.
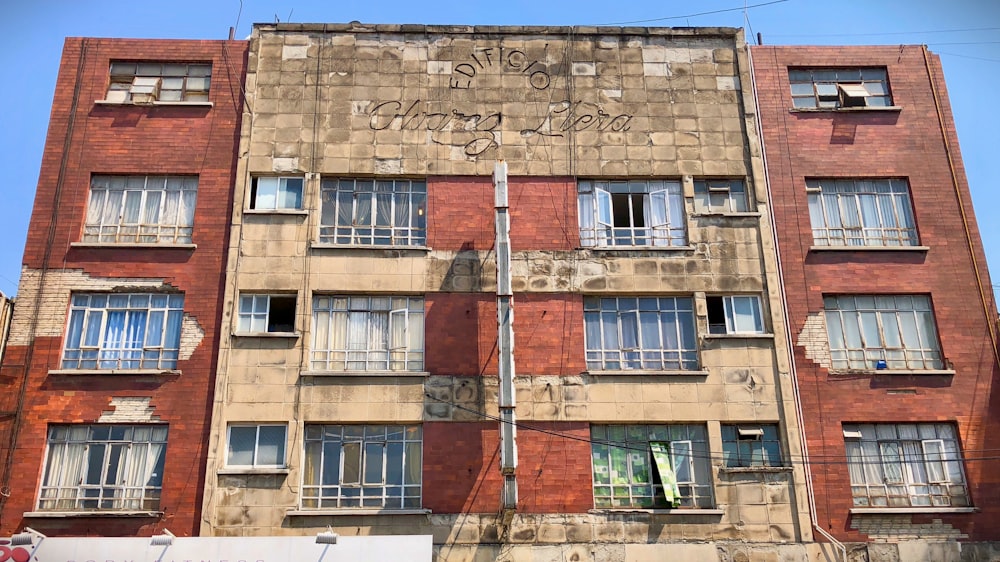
374 158 402 174
351 100 371 115
281 45 308 60
272 157 299 172
427 61 451 75
179 314 205 360
798 313 832 368
601 89 622 101
98 397 160 423
9 268 166 346
851 515 967 542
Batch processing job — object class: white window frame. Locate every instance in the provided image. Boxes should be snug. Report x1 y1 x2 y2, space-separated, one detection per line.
236 294 297 334
310 295 424 372
584 296 698 371
843 423 969 508
106 62 211 103
789 68 891 109
707 295 765 335
319 178 427 247
249 176 304 211
84 175 198 245
38 424 168 511
721 425 783 468
62 293 184 370
824 295 943 371
807 179 918 247
301 424 422 509
578 180 686 248
693 179 750 214
590 424 713 509
226 424 287 468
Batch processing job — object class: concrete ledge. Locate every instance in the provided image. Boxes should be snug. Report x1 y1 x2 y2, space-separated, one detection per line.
790 106 902 113
48 369 180 376
828 369 956 376
809 245 929 252
243 209 309 216
70 242 197 250
583 370 709 377
691 212 761 218
95 100 213 108
719 466 792 474
287 508 431 516
218 468 290 475
589 508 725 516
310 242 430 252
25 510 162 518
849 507 977 514
703 333 775 340
302 370 429 378
232 331 300 338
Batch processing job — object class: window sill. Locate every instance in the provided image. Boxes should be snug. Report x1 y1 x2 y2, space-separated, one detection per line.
849 507 977 515
48 369 181 376
589 508 724 516
810 245 929 252
232 331 300 339
25 510 163 518
691 212 761 218
581 245 696 253
310 242 431 252
719 466 792 474
218 467 290 475
828 369 956 376
95 99 213 108
584 369 709 377
287 508 431 516
71 242 197 250
704 333 774 340
789 106 902 113
243 208 308 216
301 370 429 378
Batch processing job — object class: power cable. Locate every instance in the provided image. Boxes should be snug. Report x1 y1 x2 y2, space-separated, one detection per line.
591 0 788 26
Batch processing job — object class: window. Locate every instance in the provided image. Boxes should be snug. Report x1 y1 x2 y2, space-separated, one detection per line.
807 179 917 247
578 180 686 247
311 296 424 371
226 424 287 468
106 62 211 103
39 424 167 511
83 175 197 245
591 425 712 509
237 295 296 334
584 297 697 371
62 293 184 370
694 179 749 213
249 177 304 211
302 424 422 509
319 178 427 246
844 423 969 508
722 425 782 468
707 295 765 335
789 68 891 109
824 295 942 371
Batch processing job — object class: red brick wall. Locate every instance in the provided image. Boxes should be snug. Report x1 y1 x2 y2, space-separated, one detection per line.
425 293 586 376
753 45 1000 541
423 421 593 514
0 37 247 537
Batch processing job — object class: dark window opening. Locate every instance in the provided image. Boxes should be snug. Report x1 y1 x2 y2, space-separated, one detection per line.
706 296 726 334
268 296 296 332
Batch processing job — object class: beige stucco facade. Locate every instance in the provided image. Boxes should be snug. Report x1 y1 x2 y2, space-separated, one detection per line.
202 23 813 559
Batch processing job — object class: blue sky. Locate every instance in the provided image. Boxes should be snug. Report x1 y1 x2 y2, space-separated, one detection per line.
2 0 999 297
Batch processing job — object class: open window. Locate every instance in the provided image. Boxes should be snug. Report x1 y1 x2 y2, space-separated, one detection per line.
722 425 783 467
106 62 211 104
789 68 891 109
237 294 297 334
578 180 686 247
706 295 764 335
249 177 304 211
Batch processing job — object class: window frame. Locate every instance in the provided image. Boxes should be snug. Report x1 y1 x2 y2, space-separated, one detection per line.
310 295 425 372
83 175 198 245
578 180 686 248
843 423 970 508
319 178 428 247
226 424 288 469
236 294 297 335
248 176 304 211
61 293 184 371
706 295 766 335
105 61 211 104
721 425 783 468
591 424 713 509
583 296 698 372
38 424 168 512
301 424 422 510
693 179 751 214
824 294 943 371
806 179 918 248
788 68 892 110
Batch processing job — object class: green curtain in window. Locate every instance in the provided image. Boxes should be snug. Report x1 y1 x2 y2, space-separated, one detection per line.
650 442 681 508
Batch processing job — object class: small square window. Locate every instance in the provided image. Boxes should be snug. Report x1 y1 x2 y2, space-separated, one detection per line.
706 295 764 335
249 177 304 210
694 179 749 213
722 425 783 467
237 294 296 333
227 424 287 468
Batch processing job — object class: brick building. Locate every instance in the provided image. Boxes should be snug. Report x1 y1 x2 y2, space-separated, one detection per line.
0 38 248 536
752 44 1000 549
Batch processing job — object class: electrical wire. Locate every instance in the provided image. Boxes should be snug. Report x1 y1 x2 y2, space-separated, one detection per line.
770 26 1000 38
590 0 788 26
